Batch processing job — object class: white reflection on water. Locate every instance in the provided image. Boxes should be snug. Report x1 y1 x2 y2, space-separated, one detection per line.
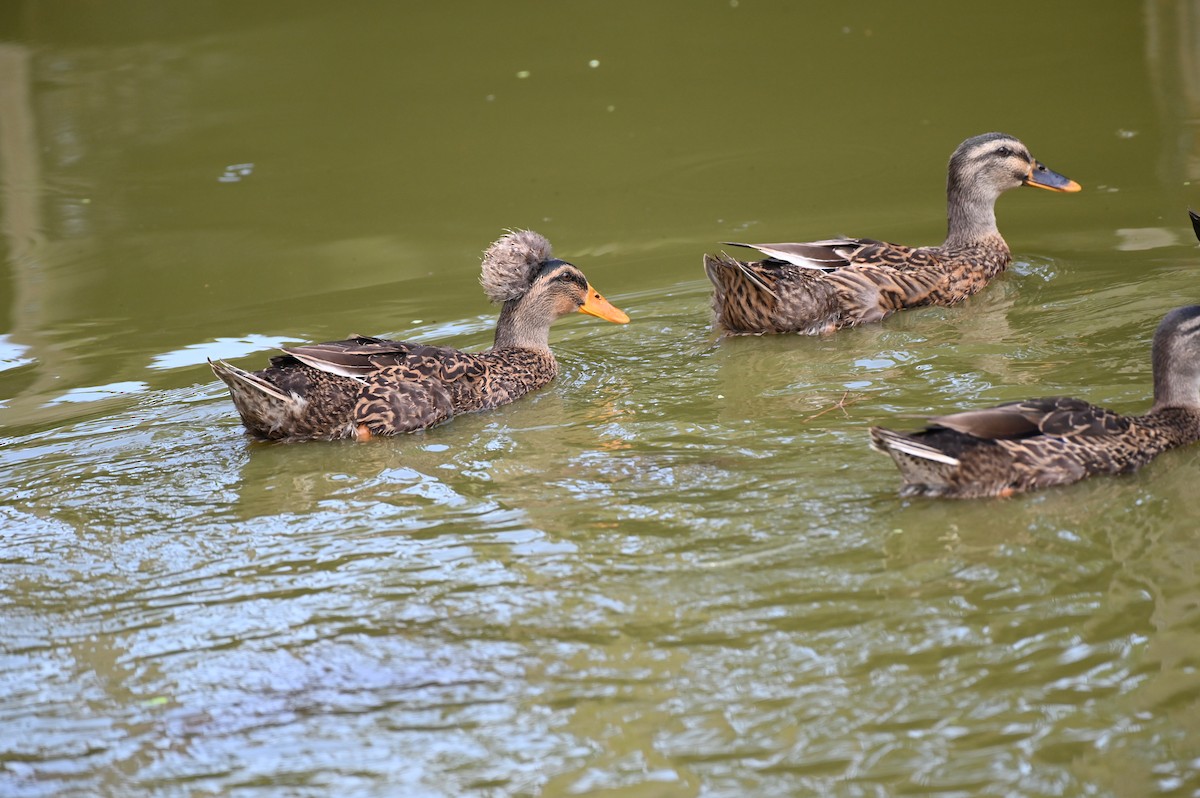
0 334 34 372
45 380 148 405
1115 227 1181 251
150 318 505 375
148 335 302 371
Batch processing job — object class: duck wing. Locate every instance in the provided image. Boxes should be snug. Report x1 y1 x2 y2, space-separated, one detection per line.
929 397 1130 440
278 336 469 379
280 336 492 435
722 239 881 272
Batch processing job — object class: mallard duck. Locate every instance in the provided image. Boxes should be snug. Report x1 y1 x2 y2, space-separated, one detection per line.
704 132 1081 335
1190 208 1200 241
869 306 1200 498
210 230 629 442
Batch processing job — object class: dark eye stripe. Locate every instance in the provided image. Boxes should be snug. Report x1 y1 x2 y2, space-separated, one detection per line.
988 145 1029 164
556 269 587 290
1178 315 1200 337
532 258 571 280
536 260 587 290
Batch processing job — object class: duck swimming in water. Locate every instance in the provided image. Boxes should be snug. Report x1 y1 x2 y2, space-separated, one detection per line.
870 306 1200 498
211 230 629 442
704 132 1080 335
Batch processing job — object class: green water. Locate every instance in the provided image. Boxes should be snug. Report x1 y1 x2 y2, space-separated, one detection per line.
3 1 1200 796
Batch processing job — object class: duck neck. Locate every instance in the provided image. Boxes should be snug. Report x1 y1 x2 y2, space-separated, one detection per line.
945 182 1001 248
1151 373 1200 413
1150 330 1200 412
493 298 553 352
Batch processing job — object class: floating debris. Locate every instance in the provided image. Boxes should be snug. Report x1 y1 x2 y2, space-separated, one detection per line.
218 163 254 183
801 391 865 423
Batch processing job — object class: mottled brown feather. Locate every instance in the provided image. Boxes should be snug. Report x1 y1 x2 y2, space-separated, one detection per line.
870 306 1200 498
706 133 1078 335
210 231 627 442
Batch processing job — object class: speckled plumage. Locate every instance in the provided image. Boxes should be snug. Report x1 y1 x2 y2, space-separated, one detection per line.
479 229 555 303
705 133 1080 335
870 306 1200 498
211 231 628 442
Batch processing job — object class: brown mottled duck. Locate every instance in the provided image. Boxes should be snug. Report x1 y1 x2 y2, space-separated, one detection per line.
705 132 1081 335
870 306 1200 498
210 230 629 442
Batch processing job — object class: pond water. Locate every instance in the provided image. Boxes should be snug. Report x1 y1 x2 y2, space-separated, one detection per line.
3 1 1200 796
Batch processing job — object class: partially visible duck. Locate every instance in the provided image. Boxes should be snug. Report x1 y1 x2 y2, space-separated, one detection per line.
705 132 1080 335
870 306 1200 498
211 230 629 442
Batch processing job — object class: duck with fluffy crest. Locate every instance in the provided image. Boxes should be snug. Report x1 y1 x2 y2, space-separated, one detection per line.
869 306 1200 498
210 230 629 442
704 132 1081 335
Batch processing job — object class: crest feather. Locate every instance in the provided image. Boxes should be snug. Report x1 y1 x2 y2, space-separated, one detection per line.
480 229 554 303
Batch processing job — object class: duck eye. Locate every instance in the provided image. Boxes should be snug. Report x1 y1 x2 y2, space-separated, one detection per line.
996 147 1011 157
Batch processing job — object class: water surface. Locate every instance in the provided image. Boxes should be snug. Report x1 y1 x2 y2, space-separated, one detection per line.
3 2 1200 796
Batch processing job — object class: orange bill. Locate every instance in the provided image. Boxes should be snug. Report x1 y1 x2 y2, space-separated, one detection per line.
1024 161 1081 193
579 284 630 324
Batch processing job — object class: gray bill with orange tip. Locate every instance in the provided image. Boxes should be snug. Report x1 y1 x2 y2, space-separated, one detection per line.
1024 160 1081 192
579 285 630 324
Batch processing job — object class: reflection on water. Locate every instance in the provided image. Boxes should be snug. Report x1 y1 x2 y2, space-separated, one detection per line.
0 334 33 372
3 1 1200 796
148 334 301 371
1146 0 1200 182
1115 226 1186 251
44 379 148 405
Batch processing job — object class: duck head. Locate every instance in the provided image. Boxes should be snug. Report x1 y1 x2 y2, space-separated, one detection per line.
949 132 1081 195
481 230 628 350
945 132 1080 245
